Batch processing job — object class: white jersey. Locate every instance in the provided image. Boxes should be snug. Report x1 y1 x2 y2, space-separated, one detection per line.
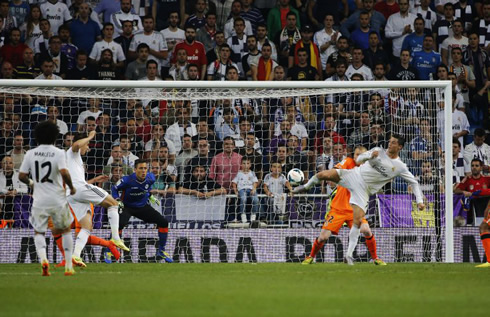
66 147 87 188
110 10 143 35
160 27 185 67
264 173 287 194
129 31 168 68
313 28 341 69
356 147 424 203
89 40 126 63
40 1 72 35
232 170 258 191
19 144 68 208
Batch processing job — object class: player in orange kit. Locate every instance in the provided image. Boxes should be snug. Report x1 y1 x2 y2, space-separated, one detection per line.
302 146 386 265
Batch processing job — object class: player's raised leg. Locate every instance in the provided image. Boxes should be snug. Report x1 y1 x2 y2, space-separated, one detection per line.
476 202 490 268
293 169 341 193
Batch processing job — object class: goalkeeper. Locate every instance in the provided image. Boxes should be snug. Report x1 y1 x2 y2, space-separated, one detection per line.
112 159 173 263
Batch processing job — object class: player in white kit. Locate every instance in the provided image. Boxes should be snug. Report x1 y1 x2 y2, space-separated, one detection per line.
18 121 77 276
66 131 130 267
294 135 426 265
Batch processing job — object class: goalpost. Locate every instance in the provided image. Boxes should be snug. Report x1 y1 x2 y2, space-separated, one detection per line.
0 79 459 263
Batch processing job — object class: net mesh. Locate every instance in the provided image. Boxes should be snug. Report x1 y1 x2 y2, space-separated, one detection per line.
0 82 460 263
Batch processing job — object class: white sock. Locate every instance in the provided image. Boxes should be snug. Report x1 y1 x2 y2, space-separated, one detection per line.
304 175 320 190
34 233 47 263
347 225 361 257
107 206 120 240
62 232 73 270
73 228 90 258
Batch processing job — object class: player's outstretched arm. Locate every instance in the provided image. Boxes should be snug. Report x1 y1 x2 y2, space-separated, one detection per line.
399 169 425 210
355 148 378 165
72 130 96 153
60 169 76 195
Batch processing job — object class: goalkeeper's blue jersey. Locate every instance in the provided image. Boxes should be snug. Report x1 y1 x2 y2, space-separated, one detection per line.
112 172 156 208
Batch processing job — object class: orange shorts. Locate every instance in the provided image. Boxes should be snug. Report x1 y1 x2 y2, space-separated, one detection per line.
322 208 368 235
47 204 94 233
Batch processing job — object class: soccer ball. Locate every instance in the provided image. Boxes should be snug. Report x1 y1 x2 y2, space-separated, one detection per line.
287 168 304 186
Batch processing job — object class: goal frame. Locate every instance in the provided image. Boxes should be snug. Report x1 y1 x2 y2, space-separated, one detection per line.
0 79 454 263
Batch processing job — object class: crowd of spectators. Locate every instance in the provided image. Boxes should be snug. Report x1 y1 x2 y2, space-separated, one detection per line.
0 0 490 226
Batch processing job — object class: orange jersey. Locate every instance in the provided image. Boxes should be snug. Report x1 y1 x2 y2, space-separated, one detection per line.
330 157 356 213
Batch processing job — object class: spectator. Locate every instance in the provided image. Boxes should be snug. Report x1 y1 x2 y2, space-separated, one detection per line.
180 164 226 198
185 138 213 180
67 50 95 80
374 0 400 20
19 4 42 49
347 111 370 150
350 11 375 50
8 0 29 27
363 31 389 72
313 15 339 73
256 23 277 62
269 120 291 155
475 1 490 48
207 44 238 80
368 93 391 127
69 0 102 28
464 32 490 93
232 157 260 224
0 156 28 228
408 118 439 175
165 104 198 153
5 135 25 170
470 79 490 129
224 1 253 39
241 0 265 34
95 0 124 24
172 26 207 79
362 119 387 149
139 60 162 81
411 35 441 80
315 136 334 171
107 135 139 168
120 118 145 156
288 24 322 79
205 31 226 63
267 0 301 41
149 160 176 198
185 0 207 30
47 105 68 136
0 28 28 67
414 161 440 195
144 124 176 161
314 114 345 154
152 0 186 30
284 134 308 175
35 58 62 80
464 128 490 174
161 11 185 78
410 0 436 36
227 17 249 74
340 0 385 39
242 35 261 80
449 47 476 104
372 62 390 98
0 120 14 157
192 119 220 156
128 15 168 70
196 12 218 53
454 0 476 33
401 17 426 55
77 98 102 132
151 146 178 181
385 0 417 58
168 48 189 80
89 23 126 68
114 20 134 61
63 132 74 150
126 43 149 80
287 47 319 80
433 2 455 51
276 11 301 68
274 104 308 150
273 65 286 80
33 19 52 57
325 58 349 104
453 138 470 183
263 160 292 222
387 48 419 80
307 0 348 28
94 48 122 80
237 132 264 181
215 106 239 140
103 144 134 175
345 47 373 80
209 136 242 191
102 164 125 192
58 24 77 70
110 0 143 36
251 43 278 81
441 19 468 66
175 134 198 183
14 47 40 79
38 35 69 78
40 0 72 36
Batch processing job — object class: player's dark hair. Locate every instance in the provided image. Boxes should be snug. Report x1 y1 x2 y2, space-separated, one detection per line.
34 120 60 145
392 134 405 147
134 159 148 168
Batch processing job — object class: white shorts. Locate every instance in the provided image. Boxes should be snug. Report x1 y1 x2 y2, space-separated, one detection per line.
336 168 370 212
30 204 73 233
68 184 108 221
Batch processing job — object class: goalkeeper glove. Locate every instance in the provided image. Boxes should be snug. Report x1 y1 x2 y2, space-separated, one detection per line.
117 200 124 209
149 195 160 206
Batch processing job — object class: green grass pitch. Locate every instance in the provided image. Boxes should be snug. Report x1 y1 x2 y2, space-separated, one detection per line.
0 263 488 317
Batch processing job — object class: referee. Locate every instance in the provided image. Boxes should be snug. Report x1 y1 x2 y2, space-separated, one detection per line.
112 159 173 262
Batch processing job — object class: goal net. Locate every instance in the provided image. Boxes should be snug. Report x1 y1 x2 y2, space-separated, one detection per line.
0 80 466 264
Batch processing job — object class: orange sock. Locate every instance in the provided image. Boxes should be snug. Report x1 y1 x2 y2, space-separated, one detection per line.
365 234 378 260
53 233 65 257
480 233 490 263
310 238 325 258
87 235 111 248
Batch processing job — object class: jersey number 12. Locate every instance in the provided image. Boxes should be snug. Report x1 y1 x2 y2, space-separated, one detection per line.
34 161 53 183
